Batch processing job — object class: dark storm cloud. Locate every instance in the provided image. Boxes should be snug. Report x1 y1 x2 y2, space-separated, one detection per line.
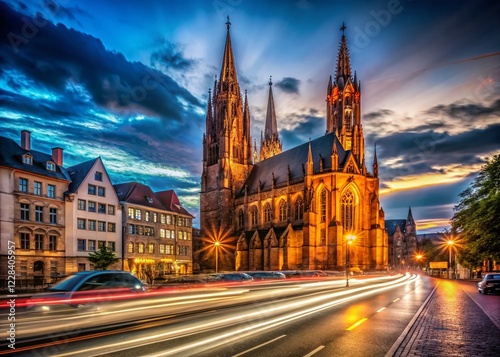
275 77 300 94
364 109 394 121
150 42 196 71
0 2 202 122
424 99 500 122
280 114 324 148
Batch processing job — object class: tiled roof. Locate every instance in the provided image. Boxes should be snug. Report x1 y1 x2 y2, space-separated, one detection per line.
156 190 193 217
239 132 346 197
0 136 70 181
66 157 98 193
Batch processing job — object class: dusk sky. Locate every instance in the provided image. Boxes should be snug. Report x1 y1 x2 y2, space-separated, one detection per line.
1 0 499 233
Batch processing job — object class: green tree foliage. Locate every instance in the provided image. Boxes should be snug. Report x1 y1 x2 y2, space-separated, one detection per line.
451 155 500 262
88 245 120 270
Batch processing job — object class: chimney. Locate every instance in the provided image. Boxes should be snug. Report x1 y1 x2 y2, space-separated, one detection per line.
51 147 63 166
21 130 31 150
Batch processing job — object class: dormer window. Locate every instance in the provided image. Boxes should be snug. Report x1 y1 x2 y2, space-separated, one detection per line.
145 196 153 203
22 154 32 165
46 162 56 171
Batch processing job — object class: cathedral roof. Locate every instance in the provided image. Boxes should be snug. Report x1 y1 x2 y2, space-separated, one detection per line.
240 132 347 196
385 219 407 237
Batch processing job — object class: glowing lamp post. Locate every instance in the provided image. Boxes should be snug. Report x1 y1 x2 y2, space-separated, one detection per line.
345 235 356 287
447 240 454 279
214 241 220 273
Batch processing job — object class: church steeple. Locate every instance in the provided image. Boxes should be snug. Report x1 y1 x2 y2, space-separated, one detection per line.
219 16 238 89
260 76 282 161
326 22 364 168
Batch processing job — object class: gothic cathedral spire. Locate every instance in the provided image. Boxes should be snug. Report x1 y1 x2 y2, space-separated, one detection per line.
260 76 282 160
326 23 364 170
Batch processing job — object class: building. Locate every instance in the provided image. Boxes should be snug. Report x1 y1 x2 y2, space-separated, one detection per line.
386 207 418 270
0 130 69 287
199 21 388 272
114 182 193 280
65 157 123 271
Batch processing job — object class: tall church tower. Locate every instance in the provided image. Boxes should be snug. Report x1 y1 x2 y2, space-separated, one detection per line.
260 76 282 161
326 23 364 167
201 18 253 236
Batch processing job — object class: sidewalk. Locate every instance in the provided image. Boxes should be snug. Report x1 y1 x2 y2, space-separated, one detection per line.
387 278 500 356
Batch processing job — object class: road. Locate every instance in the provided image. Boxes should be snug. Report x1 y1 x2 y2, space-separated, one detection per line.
2 273 437 356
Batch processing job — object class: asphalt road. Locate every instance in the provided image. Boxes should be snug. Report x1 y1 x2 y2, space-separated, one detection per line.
1 273 442 357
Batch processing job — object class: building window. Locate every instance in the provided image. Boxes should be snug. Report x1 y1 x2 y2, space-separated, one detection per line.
78 263 86 272
145 211 150 222
178 217 184 227
78 199 86 210
128 208 134 219
137 225 144 235
187 232 191 241
279 200 287 222
295 197 304 220
98 187 105 197
251 207 258 226
77 239 86 251
98 221 106 232
19 178 28 192
264 203 272 223
320 229 326 246
161 214 166 224
108 205 115 215
166 229 171 239
20 203 30 220
98 203 106 214
160 228 166 238
20 233 30 249
107 223 116 232
88 201 96 212
107 241 115 251
35 234 43 250
88 220 96 231
88 240 96 251
165 244 173 255
128 224 135 234
153 212 158 222
148 243 154 254
95 171 103 181
138 243 145 254
46 162 55 171
320 189 327 223
127 242 134 253
35 206 43 222
48 184 55 198
50 261 58 277
341 190 355 231
98 241 105 249
34 181 42 195
135 209 141 220
186 218 191 227
178 231 182 240
88 184 96 195
22 154 32 165
159 244 165 254
145 226 154 236
77 218 86 230
166 215 172 225
237 210 244 228
49 207 57 224
49 235 57 251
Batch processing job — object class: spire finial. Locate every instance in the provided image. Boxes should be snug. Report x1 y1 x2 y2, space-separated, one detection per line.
340 22 346 35
269 75 272 86
226 16 231 30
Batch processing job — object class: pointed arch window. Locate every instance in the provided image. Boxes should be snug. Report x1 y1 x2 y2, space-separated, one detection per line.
250 206 258 227
279 200 287 222
264 203 272 223
341 190 355 231
295 197 304 221
320 189 327 223
237 209 245 228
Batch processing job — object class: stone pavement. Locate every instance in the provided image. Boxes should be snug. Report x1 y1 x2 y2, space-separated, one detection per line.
387 278 500 357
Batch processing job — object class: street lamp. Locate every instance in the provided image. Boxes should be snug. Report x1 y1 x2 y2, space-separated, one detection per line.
214 241 220 273
447 240 454 279
345 235 356 287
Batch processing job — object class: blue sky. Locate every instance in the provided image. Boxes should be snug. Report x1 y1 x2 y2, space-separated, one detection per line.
1 0 499 233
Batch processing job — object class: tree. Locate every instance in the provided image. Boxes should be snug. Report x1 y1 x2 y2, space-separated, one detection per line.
88 245 120 270
451 154 500 263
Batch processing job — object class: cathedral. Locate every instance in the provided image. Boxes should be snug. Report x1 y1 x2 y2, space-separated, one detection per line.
200 19 388 272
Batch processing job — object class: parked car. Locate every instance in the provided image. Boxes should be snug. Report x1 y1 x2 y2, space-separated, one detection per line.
246 271 286 280
27 270 146 311
478 273 500 294
211 273 254 282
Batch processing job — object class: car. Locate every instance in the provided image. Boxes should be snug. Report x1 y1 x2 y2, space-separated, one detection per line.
27 270 146 311
478 273 500 294
211 273 254 282
246 271 286 280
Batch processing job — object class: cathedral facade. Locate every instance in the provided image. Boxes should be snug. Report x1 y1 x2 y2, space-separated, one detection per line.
200 20 388 272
